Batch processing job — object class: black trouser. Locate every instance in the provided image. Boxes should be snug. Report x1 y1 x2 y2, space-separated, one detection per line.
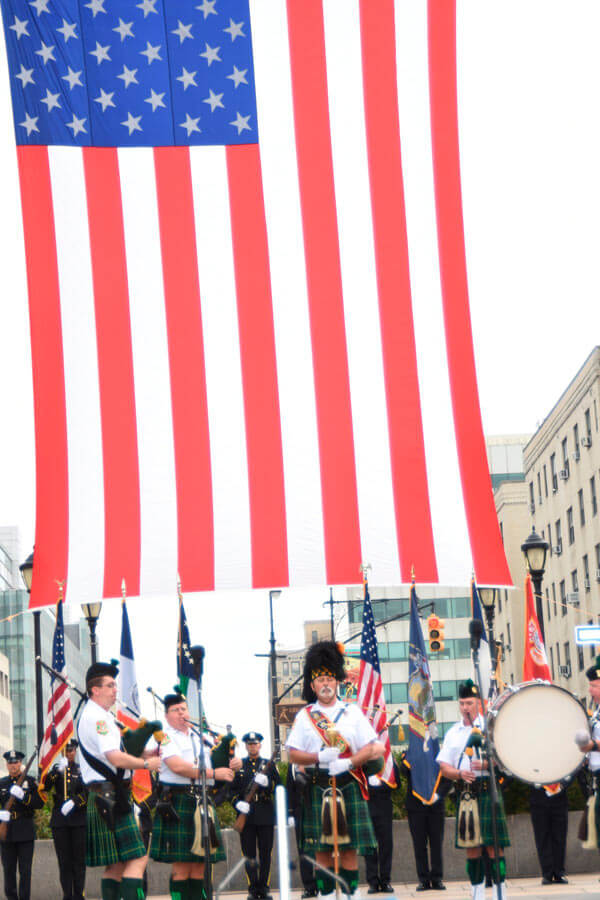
364 812 393 886
0 841 34 900
530 805 568 879
240 823 274 894
293 816 316 892
52 827 86 900
407 805 444 883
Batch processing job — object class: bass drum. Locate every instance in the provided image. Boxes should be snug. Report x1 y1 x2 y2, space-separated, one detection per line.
487 681 588 784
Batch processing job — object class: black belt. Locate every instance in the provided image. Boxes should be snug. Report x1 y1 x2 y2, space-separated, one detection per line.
87 779 131 790
160 784 195 794
310 770 354 788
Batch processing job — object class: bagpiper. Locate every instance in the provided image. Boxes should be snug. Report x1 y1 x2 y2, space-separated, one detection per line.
575 653 600 853
285 641 385 896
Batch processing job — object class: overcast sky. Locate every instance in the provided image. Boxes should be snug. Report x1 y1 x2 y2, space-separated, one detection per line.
1 2 600 745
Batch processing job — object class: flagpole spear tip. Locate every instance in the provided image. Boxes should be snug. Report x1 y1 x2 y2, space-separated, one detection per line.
410 565 415 582
177 575 183 601
121 578 127 600
55 579 65 603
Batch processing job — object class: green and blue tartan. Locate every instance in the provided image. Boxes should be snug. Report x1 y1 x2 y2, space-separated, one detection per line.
454 783 510 849
301 780 376 855
150 791 225 863
86 791 146 867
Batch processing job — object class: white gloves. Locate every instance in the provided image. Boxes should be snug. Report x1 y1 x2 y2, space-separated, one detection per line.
368 775 381 787
318 747 340 765
254 773 268 788
0 811 9 822
287 816 295 827
55 757 69 773
61 800 75 816
9 785 24 801
575 729 590 749
235 801 250 815
328 758 352 776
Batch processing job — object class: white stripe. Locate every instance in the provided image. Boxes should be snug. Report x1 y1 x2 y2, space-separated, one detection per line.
394 0 471 585
119 656 140 716
48 147 104 607
189 146 252 589
118 148 179 595
250 0 327 586
323 0 401 586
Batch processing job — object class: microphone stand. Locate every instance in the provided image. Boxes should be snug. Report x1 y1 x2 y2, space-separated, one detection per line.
191 648 213 900
471 637 502 900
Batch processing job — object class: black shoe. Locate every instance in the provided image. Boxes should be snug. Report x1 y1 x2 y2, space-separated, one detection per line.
541 877 553 885
430 881 446 891
367 886 380 895
302 891 319 898
416 883 430 892
380 884 394 894
553 875 568 885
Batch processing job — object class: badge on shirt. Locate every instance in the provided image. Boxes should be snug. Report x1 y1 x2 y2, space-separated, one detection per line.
160 734 171 746
96 721 109 735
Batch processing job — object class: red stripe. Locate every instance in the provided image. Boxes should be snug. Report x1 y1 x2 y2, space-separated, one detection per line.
154 147 214 591
83 148 141 597
17 147 69 610
427 2 511 585
286 0 362 584
359 0 438 582
226 144 288 588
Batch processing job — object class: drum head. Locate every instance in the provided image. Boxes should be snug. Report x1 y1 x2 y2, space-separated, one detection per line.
489 682 588 784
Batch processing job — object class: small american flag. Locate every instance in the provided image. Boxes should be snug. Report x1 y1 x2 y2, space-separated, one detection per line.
39 597 73 782
357 579 396 787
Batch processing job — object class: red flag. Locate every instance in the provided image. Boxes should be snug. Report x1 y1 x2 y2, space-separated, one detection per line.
522 573 552 681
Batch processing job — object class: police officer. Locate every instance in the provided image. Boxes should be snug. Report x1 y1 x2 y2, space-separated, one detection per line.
44 739 88 900
364 761 399 894
0 750 44 900
400 754 447 891
232 732 280 900
286 764 317 898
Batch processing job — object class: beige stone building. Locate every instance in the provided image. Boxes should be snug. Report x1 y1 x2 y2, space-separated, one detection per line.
492 348 600 700
0 652 13 771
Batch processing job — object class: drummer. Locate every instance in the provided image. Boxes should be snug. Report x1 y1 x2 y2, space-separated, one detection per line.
436 680 510 900
575 654 600 846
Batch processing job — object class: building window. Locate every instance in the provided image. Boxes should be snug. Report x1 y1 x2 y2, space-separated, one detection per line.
543 465 548 497
498 591 502 614
564 642 571 677
506 622 511 651
584 554 590 591
572 569 579 593
567 507 574 545
311 630 318 644
545 588 550 620
591 476 598 517
550 453 557 491
560 580 566 616
547 523 552 556
291 661 300 675
574 422 580 457
589 620 596 660
579 489 586 526
578 644 585 672
562 436 569 471
282 662 289 676
556 643 561 667
585 407 592 439
529 481 535 510
552 582 557 617
549 646 555 680
555 519 562 553
537 472 542 505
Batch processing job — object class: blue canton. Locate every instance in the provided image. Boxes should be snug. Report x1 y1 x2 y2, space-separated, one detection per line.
0 0 258 145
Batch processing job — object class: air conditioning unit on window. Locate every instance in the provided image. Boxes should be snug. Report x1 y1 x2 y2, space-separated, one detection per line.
559 468 569 480
582 436 592 448
559 664 572 678
554 543 562 556
567 592 580 607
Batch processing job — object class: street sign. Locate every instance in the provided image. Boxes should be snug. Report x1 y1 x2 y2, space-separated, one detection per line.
575 625 600 644
275 703 305 725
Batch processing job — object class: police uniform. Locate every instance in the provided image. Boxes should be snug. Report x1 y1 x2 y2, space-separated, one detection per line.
0 750 44 900
44 739 87 900
232 732 280 900
363 762 399 893
286 765 317 898
529 786 568 884
400 755 446 891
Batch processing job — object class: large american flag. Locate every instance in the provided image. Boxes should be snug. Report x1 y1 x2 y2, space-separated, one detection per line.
39 598 73 781
356 580 396 787
0 0 511 608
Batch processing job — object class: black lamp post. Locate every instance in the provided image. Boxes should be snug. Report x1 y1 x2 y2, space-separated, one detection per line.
81 602 102 664
19 551 44 748
269 589 282 753
521 529 549 642
478 587 498 682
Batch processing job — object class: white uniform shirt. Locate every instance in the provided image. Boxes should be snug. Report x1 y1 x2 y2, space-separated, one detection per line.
77 699 130 783
589 708 600 771
285 698 377 754
436 715 487 778
159 724 212 785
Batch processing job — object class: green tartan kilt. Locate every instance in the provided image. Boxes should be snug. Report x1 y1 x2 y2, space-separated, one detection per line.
454 783 510 849
301 779 376 855
86 791 146 867
150 791 226 863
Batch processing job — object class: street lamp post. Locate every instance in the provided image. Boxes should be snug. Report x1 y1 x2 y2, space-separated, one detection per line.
269 589 282 754
478 587 499 685
81 602 102 664
521 529 550 642
19 551 44 748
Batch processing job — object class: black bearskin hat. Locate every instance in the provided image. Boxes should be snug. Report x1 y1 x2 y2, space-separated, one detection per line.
302 640 346 703
586 654 600 682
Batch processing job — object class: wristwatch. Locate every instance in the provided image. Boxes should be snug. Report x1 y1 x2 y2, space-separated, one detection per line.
143 760 149 770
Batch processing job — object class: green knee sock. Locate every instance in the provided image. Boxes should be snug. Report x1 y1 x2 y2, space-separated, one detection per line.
120 876 145 900
170 877 191 900
316 873 336 895
189 878 205 900
497 858 506 882
339 868 359 895
466 858 483 886
101 878 121 900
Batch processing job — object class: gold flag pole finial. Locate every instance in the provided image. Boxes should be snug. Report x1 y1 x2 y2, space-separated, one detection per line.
55 579 65 604
360 562 371 584
121 578 127 602
410 565 415 582
177 573 183 602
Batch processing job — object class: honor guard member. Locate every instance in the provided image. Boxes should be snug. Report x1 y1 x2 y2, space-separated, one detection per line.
78 661 161 900
44 738 88 900
528 784 568 885
437 681 510 900
575 654 600 853
400 754 447 892
286 764 318 898
232 731 280 900
151 692 239 900
363 761 399 894
286 641 385 897
0 749 44 900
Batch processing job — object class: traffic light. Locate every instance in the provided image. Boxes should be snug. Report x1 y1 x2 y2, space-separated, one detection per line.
427 614 445 652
